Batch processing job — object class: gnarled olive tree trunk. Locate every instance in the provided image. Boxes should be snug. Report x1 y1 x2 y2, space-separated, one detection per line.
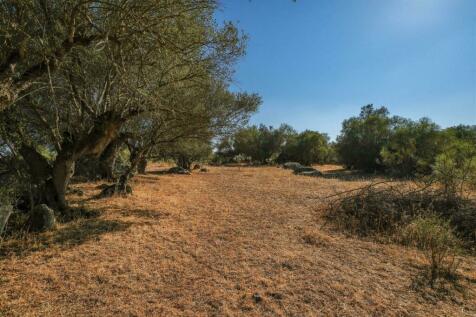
20 113 126 212
0 205 13 235
97 134 129 180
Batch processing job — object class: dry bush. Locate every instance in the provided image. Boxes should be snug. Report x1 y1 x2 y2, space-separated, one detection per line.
324 183 431 237
401 216 462 286
324 182 474 288
324 182 475 247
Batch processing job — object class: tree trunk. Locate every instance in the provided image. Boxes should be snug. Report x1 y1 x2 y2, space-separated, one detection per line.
98 137 125 180
51 156 75 211
177 155 191 170
0 205 13 235
111 148 149 196
137 158 147 174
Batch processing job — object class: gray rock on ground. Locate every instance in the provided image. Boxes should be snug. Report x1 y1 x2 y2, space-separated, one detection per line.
298 170 323 177
168 166 191 175
28 204 56 232
293 166 318 174
283 162 302 170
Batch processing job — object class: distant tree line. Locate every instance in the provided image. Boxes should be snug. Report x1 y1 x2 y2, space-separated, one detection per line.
213 104 475 188
335 105 476 178
214 124 336 165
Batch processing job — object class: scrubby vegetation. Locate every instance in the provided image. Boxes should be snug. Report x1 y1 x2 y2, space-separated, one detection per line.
0 1 475 315
324 175 475 288
401 216 462 286
335 104 476 177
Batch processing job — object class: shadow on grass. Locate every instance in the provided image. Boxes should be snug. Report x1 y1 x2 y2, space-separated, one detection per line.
410 269 473 303
147 169 171 175
319 168 396 182
0 207 130 259
120 208 170 220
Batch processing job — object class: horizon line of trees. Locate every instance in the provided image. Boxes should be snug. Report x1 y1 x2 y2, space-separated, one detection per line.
212 105 475 185
213 123 335 165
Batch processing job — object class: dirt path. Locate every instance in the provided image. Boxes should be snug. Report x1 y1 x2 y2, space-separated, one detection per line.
1 165 475 316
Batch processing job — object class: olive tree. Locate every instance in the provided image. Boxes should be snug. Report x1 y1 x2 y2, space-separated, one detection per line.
0 0 250 211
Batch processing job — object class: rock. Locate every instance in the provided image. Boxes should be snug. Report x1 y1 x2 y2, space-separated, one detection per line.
168 166 191 175
283 162 302 170
297 170 322 177
252 293 262 303
0 205 13 235
200 168 209 172
99 184 132 197
293 166 317 174
28 204 56 232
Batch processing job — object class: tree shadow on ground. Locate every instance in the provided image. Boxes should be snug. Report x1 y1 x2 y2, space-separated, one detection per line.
319 167 392 182
409 268 474 303
120 208 170 220
147 169 171 175
0 207 130 259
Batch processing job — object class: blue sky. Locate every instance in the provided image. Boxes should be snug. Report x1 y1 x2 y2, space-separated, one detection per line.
215 0 476 139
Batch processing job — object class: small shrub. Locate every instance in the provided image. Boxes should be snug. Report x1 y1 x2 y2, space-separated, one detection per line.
401 216 462 286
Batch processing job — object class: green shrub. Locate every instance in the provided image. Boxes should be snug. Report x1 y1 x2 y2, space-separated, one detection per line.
401 216 462 286
432 140 476 201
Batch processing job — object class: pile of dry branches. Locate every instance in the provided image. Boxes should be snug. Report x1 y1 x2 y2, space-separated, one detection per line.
323 181 475 246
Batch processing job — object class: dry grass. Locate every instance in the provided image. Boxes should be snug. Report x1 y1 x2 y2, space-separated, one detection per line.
0 164 475 316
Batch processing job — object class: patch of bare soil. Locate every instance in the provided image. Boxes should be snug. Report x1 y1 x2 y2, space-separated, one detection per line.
1 164 475 316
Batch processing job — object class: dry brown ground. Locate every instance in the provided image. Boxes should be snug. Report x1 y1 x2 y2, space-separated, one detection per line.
0 164 475 316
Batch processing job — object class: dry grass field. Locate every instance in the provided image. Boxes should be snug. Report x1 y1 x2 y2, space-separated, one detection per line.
0 164 475 316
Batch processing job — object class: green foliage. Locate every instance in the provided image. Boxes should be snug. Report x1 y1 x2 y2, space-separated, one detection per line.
401 216 461 285
279 130 330 165
381 118 443 176
0 186 15 206
233 124 295 164
219 123 334 166
336 105 392 171
160 139 213 170
432 140 476 200
336 106 472 178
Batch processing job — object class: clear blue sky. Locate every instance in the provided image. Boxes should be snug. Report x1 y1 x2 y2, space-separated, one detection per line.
215 0 476 139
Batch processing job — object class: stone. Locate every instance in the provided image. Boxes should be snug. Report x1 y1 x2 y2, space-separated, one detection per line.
99 184 132 197
168 166 191 175
252 293 262 303
293 166 317 174
282 162 302 170
297 170 322 177
28 204 56 232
